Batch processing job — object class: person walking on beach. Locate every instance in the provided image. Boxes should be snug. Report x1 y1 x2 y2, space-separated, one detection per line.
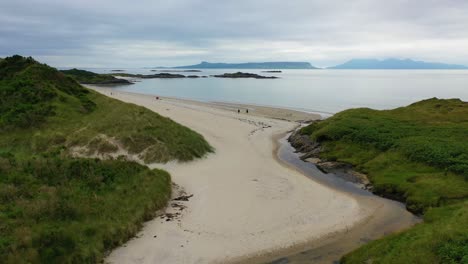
238 109 240 113
246 109 249 114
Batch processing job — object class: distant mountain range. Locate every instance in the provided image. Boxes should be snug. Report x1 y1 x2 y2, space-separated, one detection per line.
153 59 468 70
328 58 468 69
170 61 318 69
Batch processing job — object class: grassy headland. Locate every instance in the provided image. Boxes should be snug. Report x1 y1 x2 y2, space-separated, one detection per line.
0 55 212 263
109 72 186 78
299 98 468 263
60 68 133 85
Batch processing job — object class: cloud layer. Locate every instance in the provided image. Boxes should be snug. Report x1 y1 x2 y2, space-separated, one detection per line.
2 0 468 67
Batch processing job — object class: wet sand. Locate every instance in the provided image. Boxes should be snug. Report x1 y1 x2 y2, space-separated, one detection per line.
254 135 420 263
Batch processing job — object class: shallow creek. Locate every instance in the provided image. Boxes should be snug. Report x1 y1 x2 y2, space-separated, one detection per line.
265 134 421 264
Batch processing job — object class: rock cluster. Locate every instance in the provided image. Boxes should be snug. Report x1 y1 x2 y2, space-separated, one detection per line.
288 127 371 188
213 72 278 79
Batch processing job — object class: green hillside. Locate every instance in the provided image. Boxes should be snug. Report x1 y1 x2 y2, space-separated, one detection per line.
300 98 468 263
0 55 212 263
60 68 132 85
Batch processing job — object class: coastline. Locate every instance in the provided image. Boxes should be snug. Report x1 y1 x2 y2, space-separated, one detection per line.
232 132 419 264
87 86 415 263
266 134 420 263
86 85 322 122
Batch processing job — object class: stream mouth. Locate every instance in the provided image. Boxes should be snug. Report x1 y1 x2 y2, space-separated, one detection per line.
266 133 420 264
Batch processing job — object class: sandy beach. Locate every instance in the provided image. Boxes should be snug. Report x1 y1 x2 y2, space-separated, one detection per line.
87 87 372 263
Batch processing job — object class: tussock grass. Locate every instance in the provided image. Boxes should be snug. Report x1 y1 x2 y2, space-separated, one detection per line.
300 98 468 263
0 55 213 163
0 156 171 263
0 55 212 263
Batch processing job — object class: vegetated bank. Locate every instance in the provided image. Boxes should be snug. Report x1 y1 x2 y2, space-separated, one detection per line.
60 68 133 85
61 69 133 85
0 55 212 263
297 98 468 263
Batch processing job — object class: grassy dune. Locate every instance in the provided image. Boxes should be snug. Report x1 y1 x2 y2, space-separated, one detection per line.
300 98 468 263
0 56 212 263
60 68 132 85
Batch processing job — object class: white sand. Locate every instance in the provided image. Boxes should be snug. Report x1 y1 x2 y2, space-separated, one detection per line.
90 88 368 264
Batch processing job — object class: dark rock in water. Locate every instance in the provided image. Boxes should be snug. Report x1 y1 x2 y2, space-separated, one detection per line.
187 75 200 78
262 70 282 73
111 69 125 72
213 72 279 79
151 69 202 72
140 73 186 79
288 126 371 187
114 73 186 79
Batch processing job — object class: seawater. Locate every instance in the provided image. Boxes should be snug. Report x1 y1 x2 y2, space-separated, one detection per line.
84 68 468 114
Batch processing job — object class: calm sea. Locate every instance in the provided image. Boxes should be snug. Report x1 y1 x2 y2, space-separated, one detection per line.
83 68 468 115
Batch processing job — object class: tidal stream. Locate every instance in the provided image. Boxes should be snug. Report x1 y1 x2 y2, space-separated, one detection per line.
267 134 421 264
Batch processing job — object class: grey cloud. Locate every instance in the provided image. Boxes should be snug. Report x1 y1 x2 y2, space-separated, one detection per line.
1 0 468 67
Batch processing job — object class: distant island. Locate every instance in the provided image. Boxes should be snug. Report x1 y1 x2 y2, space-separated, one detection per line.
329 58 468 69
169 61 318 69
151 69 202 72
112 72 186 79
213 72 278 79
153 59 468 70
62 69 281 80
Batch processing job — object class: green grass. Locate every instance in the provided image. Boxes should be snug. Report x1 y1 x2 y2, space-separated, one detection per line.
0 156 171 263
1 56 213 163
0 55 212 263
300 98 468 263
60 68 131 85
342 201 468 264
1 90 213 163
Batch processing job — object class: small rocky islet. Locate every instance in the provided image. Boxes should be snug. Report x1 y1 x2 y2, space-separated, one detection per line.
151 69 202 72
116 73 186 78
213 72 279 79
63 68 279 84
113 71 278 79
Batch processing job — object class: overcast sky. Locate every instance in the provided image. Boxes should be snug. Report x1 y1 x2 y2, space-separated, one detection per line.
1 0 468 67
